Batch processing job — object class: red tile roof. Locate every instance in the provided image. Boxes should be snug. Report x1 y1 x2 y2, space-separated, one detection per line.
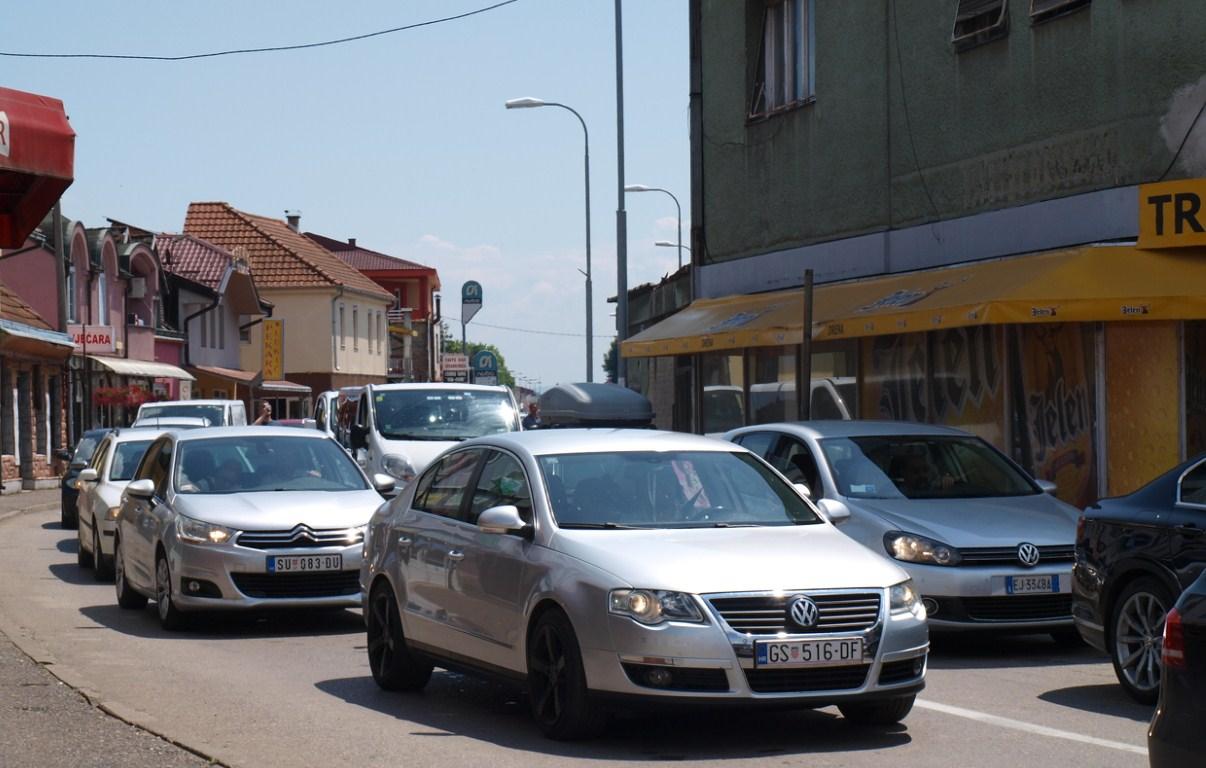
0 279 53 330
304 232 437 276
182 203 390 300
157 234 234 290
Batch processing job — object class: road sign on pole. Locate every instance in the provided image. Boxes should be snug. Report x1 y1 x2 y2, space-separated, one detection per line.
472 349 499 386
462 281 483 325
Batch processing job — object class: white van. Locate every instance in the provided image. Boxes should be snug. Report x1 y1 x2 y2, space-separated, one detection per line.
135 399 247 427
349 383 521 486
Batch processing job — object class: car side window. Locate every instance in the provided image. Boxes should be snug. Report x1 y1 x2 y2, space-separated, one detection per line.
133 440 162 482
469 450 533 524
734 431 776 459
770 437 821 493
413 450 482 521
1179 461 1206 506
315 399 327 430
357 394 369 428
89 439 111 474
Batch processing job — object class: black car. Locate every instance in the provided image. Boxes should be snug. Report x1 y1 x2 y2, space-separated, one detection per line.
58 428 111 529
1148 569 1206 767
1072 455 1206 703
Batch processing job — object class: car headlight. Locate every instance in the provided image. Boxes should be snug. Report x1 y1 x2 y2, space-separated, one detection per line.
175 514 235 545
381 454 416 483
608 589 705 625
884 531 961 566
889 579 925 617
105 505 122 521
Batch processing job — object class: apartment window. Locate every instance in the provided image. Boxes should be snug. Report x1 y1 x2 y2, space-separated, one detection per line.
393 288 403 310
339 304 346 350
353 306 359 352
952 0 1009 50
198 306 208 349
750 0 813 119
239 315 251 343
368 310 375 354
65 266 77 322
1029 0 1089 23
378 313 385 355
217 310 225 350
96 266 108 325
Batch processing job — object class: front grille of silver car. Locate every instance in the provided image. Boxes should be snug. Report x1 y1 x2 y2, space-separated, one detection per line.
236 526 363 550
707 592 881 635
958 544 1074 566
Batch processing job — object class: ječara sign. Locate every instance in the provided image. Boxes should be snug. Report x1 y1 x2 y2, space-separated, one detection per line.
1139 179 1206 249
68 324 115 354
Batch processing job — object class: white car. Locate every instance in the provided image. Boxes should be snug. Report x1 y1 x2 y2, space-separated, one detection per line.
348 383 521 487
76 427 168 580
136 399 247 426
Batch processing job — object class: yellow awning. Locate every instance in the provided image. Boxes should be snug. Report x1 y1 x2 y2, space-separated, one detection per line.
621 244 1206 358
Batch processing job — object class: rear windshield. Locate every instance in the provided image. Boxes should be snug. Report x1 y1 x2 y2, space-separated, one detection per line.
139 403 223 426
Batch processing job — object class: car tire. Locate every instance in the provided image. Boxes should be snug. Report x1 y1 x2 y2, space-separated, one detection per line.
366 583 432 691
113 538 145 610
155 553 187 631
61 498 77 530
77 522 93 569
1049 629 1085 648
1110 577 1172 704
526 610 607 740
838 694 916 726
93 525 113 582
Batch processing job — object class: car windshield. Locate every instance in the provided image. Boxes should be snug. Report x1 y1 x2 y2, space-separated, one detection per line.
176 436 368 494
537 450 820 529
372 389 519 440
138 404 222 425
110 440 152 482
818 435 1038 500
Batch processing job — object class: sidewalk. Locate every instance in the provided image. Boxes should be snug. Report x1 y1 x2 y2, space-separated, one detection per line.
0 495 217 768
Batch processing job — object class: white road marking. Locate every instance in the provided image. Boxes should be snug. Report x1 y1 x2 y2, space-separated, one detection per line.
916 699 1148 756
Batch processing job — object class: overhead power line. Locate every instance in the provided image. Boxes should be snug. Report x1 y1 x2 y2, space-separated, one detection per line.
0 0 522 61
444 317 614 340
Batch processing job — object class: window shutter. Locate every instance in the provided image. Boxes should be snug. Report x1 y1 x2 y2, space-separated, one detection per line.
1030 0 1089 23
952 0 1009 50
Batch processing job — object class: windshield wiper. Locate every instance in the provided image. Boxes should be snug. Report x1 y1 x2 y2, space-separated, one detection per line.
558 522 645 530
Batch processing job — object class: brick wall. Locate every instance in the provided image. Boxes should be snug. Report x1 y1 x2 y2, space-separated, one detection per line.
0 355 69 492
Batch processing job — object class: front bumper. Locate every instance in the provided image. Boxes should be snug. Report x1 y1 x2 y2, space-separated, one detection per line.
168 540 364 611
579 591 928 703
902 561 1073 630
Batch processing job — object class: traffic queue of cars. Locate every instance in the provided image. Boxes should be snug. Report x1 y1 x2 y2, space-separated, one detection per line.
54 384 1205 750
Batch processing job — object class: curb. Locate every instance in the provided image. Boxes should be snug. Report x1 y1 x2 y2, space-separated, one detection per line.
0 503 231 768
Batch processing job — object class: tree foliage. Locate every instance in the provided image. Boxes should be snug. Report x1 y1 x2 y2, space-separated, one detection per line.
603 339 618 383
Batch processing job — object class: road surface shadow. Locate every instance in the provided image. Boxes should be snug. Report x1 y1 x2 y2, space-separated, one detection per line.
78 603 365 640
43 521 65 530
315 672 912 760
928 633 1102 670
55 537 78 555
47 562 94 586
1038 684 1153 722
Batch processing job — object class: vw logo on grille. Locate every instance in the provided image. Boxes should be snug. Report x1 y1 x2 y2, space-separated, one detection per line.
787 596 819 629
1017 542 1041 567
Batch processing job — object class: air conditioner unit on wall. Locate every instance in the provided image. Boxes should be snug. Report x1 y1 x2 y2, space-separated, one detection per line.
128 277 146 299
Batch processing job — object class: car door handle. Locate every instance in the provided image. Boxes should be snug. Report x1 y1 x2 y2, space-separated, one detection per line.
396 535 412 547
447 550 465 562
1176 524 1203 537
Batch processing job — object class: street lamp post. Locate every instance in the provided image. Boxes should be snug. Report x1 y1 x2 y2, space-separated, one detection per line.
506 97 594 383
626 184 684 269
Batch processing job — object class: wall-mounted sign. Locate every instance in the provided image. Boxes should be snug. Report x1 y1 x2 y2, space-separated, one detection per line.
442 353 469 371
443 369 470 384
68 324 115 354
1139 179 1206 249
472 349 498 386
462 280 483 325
262 319 284 380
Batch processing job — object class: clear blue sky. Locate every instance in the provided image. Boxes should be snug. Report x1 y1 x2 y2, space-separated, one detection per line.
3 0 690 389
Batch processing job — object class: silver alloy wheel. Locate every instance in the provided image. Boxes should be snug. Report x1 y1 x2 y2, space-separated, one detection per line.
114 543 125 590
1113 591 1166 695
156 557 172 622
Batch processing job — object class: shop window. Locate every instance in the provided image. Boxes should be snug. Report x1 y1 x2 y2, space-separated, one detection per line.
749 0 813 119
952 0 1009 50
701 352 746 435
0 370 12 456
49 376 61 451
1030 0 1089 23
750 346 798 424
1185 322 1206 458
33 370 46 457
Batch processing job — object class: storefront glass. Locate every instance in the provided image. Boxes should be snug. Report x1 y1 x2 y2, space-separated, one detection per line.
749 345 797 424
700 352 745 434
1186 321 1206 458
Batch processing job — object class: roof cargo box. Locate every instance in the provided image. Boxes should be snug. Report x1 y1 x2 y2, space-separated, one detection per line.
537 383 653 428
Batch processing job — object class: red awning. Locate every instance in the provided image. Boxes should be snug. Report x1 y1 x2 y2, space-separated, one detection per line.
0 87 75 248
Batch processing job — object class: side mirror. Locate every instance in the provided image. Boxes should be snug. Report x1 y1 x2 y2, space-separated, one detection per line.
817 498 852 525
126 478 156 500
371 473 397 497
793 482 812 499
77 468 99 485
69 459 87 471
1036 479 1058 496
55 449 73 462
351 424 368 450
477 505 531 537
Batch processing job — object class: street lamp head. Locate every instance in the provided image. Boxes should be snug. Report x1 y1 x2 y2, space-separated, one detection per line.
625 184 652 192
654 240 675 247
505 97 547 109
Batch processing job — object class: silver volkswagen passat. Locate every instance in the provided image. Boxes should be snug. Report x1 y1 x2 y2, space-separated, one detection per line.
361 430 928 740
726 421 1081 636
113 427 394 629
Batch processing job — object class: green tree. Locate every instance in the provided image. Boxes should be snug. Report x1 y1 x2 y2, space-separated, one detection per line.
444 339 516 387
603 339 618 383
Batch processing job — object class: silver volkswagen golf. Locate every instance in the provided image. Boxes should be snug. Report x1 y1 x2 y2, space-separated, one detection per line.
113 427 394 629
361 429 928 739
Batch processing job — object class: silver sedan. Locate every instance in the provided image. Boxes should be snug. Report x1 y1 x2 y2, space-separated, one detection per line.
113 427 393 630
726 421 1081 636
362 429 928 740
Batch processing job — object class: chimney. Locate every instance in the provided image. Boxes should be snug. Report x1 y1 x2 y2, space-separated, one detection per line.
348 238 357 248
284 210 301 232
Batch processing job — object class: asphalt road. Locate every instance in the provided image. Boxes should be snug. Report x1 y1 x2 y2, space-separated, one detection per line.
0 506 1155 768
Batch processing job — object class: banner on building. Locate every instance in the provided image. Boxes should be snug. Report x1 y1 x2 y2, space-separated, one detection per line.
262 319 283 381
67 324 115 354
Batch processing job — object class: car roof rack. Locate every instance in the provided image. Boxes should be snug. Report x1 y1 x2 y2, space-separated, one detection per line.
536 383 654 429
